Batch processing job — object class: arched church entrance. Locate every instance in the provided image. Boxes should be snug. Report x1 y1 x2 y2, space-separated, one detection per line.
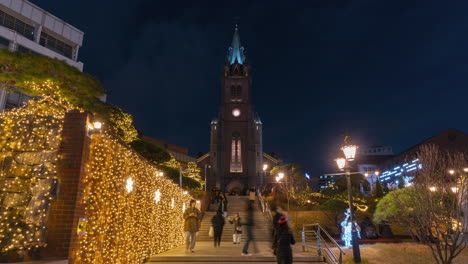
225 180 244 195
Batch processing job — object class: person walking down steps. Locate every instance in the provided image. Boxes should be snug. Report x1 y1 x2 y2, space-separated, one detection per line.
184 200 201 253
242 201 258 256
211 209 225 247
273 216 296 264
229 212 242 244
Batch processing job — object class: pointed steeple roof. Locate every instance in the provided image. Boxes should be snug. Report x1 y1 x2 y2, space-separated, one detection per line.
227 25 246 65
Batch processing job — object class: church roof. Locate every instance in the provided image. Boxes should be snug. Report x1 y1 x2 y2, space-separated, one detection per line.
227 25 246 65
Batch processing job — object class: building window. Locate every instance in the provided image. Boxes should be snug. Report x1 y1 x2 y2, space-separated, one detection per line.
0 10 34 40
230 85 242 101
0 35 9 48
39 31 73 59
17 45 37 55
230 132 242 173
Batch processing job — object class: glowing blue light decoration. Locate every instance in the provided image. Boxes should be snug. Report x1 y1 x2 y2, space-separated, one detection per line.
305 173 310 179
340 208 361 248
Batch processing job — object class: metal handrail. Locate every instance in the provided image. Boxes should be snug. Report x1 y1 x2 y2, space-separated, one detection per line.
302 223 344 264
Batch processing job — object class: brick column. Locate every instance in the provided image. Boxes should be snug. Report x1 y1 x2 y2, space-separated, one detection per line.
43 110 91 260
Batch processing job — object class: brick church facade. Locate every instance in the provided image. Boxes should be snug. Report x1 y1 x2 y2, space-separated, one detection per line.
198 27 279 193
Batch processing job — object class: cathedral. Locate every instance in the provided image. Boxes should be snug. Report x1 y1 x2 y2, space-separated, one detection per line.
198 27 279 193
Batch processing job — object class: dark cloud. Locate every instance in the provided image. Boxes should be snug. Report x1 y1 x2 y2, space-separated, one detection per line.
31 0 468 175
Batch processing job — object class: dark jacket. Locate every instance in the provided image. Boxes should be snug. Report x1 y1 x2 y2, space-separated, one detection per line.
273 227 296 258
229 217 242 234
211 213 225 231
183 206 201 232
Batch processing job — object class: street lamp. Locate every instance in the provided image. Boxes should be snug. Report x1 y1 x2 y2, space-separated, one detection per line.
336 141 361 263
262 163 268 191
179 167 191 188
276 172 290 211
204 164 211 191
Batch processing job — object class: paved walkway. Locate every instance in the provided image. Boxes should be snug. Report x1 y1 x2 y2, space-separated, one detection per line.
147 241 324 263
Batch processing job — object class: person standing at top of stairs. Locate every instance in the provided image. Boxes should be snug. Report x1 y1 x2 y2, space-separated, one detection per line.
248 187 256 202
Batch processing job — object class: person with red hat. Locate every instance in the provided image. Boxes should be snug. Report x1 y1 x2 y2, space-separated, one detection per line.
272 216 296 264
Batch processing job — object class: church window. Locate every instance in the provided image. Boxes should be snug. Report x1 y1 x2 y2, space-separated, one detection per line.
230 132 242 173
236 85 242 98
230 85 236 98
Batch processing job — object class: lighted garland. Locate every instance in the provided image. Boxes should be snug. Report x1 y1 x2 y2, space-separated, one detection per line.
0 98 66 253
74 129 192 263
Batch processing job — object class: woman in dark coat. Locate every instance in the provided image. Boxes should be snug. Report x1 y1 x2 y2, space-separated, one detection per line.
273 216 295 264
211 209 225 247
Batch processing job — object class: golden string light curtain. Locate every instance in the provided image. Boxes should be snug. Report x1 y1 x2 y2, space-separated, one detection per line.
74 129 192 264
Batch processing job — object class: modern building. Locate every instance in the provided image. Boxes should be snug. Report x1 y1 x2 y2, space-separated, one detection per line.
318 146 394 190
197 26 280 193
0 0 84 111
377 128 468 188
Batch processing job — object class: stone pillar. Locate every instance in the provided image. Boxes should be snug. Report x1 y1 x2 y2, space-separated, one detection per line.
43 110 91 260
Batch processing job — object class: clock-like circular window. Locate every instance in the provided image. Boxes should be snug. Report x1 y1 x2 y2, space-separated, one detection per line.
232 108 241 117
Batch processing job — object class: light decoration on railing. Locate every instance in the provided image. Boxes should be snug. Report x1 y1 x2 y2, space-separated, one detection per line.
340 208 361 248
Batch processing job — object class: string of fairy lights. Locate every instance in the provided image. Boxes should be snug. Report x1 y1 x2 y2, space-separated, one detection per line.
1 79 192 262
74 127 192 263
0 97 66 253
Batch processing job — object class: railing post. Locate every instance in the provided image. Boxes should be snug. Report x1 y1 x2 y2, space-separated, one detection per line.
301 226 306 252
317 226 322 256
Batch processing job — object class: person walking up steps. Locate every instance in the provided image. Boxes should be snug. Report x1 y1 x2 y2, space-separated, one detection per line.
273 216 296 264
211 208 225 247
229 212 242 244
184 200 201 253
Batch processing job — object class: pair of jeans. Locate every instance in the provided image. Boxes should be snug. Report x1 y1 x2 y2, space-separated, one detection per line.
233 233 242 243
185 231 196 250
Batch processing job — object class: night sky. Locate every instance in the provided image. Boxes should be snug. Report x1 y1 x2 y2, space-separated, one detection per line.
31 0 468 176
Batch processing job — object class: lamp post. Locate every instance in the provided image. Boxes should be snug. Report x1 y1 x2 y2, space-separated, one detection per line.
276 172 290 211
204 164 211 191
179 167 191 188
335 140 361 263
262 163 268 192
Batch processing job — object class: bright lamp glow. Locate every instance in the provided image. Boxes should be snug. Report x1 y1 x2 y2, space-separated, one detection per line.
93 121 102 129
364 173 368 177
449 170 455 175
278 173 284 179
154 189 161 203
275 176 280 182
126 178 134 193
335 158 346 170
375 171 380 176
341 145 358 161
451 187 459 193
464 168 468 172
171 198 175 208
232 108 241 117
263 164 268 171
158 172 164 177
429 186 437 192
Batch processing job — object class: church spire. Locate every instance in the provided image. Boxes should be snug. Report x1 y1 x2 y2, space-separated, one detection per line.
227 25 246 65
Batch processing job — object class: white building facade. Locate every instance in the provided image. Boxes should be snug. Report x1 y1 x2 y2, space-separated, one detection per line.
0 0 84 111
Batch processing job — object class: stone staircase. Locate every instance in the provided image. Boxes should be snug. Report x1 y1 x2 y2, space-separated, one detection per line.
197 195 272 242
